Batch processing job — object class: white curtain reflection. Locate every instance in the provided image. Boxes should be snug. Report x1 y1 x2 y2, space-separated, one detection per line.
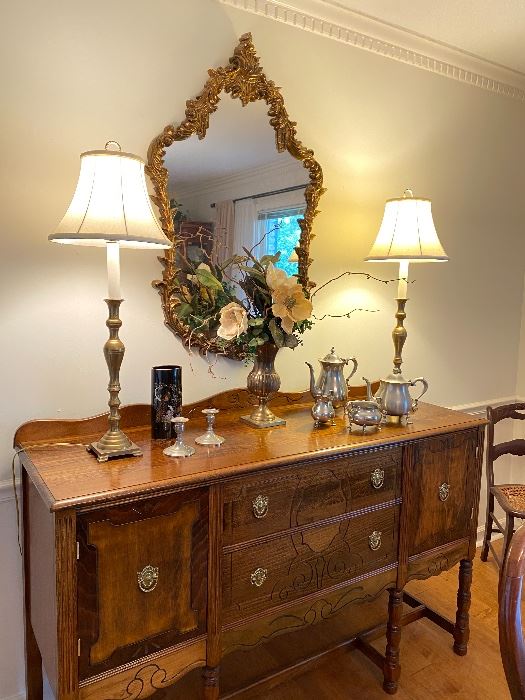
233 198 257 255
213 199 234 265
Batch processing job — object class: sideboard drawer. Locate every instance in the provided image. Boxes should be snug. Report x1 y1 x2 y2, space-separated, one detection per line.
223 446 401 546
223 505 399 624
77 489 208 680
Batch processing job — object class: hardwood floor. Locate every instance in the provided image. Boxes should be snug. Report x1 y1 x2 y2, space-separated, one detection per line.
239 545 508 700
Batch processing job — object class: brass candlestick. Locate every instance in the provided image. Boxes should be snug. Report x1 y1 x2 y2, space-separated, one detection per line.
392 298 407 374
88 299 142 462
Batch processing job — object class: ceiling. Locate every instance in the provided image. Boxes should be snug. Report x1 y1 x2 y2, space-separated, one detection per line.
329 0 525 74
165 97 302 190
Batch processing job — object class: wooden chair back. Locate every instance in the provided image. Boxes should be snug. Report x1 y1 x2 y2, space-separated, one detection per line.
499 523 525 699
486 403 525 490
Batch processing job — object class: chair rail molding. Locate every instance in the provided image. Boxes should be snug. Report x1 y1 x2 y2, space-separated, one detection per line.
0 479 17 505
219 0 525 102
448 395 518 415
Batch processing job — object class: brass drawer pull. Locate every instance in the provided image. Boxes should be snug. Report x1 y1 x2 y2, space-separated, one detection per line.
368 531 382 551
250 567 268 587
137 565 159 593
370 468 385 489
252 494 269 519
439 483 450 502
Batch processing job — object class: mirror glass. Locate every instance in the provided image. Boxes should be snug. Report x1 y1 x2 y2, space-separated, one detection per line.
147 33 324 360
165 98 308 282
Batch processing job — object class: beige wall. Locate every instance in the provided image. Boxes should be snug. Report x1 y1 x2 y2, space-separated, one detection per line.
2 0 525 696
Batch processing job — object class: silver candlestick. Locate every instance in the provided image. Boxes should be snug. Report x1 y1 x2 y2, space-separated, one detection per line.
163 416 195 458
195 408 224 446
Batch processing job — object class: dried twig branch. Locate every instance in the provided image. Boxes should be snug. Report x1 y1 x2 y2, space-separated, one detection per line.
310 271 412 300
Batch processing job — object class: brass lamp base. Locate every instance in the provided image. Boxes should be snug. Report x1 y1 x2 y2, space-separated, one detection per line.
240 403 286 429
89 298 143 463
89 430 142 462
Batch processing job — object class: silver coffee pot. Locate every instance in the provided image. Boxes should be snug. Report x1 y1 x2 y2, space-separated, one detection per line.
306 348 358 408
375 372 428 424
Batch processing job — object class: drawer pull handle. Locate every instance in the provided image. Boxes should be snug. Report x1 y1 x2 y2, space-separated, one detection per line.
252 495 269 519
250 567 268 587
439 483 450 502
368 531 382 551
137 565 159 593
370 468 385 489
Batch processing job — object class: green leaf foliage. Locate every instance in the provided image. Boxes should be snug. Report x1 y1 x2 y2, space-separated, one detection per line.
268 318 284 348
195 268 223 291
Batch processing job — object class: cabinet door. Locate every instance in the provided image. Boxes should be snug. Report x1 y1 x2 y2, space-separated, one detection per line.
77 489 208 680
407 430 478 557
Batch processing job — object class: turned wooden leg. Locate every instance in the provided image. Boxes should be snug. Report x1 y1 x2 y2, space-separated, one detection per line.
480 492 494 562
203 666 220 700
453 558 472 656
383 588 403 694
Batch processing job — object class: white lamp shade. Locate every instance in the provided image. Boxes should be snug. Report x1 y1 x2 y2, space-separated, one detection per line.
49 148 171 249
365 192 448 262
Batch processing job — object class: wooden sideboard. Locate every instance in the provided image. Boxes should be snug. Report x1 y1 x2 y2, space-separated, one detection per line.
15 389 485 699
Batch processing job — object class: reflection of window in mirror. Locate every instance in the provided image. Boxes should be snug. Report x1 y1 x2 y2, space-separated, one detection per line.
256 206 305 276
165 98 309 276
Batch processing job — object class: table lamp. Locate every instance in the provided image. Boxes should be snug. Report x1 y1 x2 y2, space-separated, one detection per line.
365 189 448 414
49 142 171 461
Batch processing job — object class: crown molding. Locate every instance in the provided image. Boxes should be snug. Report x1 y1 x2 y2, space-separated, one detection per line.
219 0 525 102
172 157 304 201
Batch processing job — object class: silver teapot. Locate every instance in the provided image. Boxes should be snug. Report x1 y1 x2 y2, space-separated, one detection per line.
375 372 428 423
347 378 383 433
306 348 358 409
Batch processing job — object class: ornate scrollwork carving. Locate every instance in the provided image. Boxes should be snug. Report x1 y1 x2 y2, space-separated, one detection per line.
147 33 325 360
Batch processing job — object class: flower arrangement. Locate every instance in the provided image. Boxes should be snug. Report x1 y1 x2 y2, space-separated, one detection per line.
173 243 313 358
217 252 313 351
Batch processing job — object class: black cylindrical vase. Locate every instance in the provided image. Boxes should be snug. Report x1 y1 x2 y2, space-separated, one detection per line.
151 365 182 439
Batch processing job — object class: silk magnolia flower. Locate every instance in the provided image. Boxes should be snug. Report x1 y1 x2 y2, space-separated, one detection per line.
217 302 248 340
271 279 313 334
266 262 297 292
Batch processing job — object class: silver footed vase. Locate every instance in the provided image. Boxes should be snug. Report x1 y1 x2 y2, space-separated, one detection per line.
241 342 286 428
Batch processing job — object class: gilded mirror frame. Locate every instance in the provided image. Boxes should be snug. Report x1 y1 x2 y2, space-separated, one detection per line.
147 33 325 360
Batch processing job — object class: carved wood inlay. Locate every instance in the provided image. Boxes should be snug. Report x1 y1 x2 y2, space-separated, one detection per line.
79 638 207 700
407 540 470 583
223 446 401 546
407 430 478 556
78 490 208 679
223 505 399 623
223 568 396 654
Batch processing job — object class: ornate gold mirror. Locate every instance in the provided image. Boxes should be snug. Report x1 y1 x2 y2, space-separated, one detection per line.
147 33 324 360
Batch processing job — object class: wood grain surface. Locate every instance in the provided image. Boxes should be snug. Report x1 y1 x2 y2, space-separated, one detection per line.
223 505 399 624
15 391 485 512
223 446 401 546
